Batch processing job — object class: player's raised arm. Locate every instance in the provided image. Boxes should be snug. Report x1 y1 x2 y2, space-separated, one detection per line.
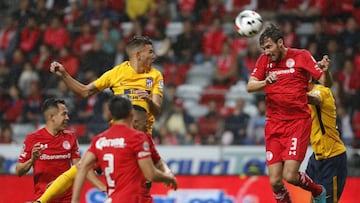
317 55 333 88
50 61 100 98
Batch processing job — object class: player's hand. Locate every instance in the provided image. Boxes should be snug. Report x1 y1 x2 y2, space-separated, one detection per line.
265 72 277 85
31 142 43 162
50 61 66 77
317 55 330 71
135 89 150 100
166 176 178 191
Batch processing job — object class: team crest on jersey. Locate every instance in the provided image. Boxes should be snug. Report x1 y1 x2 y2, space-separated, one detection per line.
63 141 71 150
286 58 295 68
266 151 273 161
143 141 150 151
146 78 153 88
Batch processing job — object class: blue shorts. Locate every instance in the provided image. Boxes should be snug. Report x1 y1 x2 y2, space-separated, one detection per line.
305 152 347 203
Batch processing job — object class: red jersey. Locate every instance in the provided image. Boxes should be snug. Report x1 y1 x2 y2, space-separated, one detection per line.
88 124 154 203
18 128 80 202
251 48 323 120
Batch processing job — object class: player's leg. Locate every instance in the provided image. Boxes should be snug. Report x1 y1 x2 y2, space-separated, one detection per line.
282 118 325 202
36 165 78 203
265 119 292 203
307 152 347 203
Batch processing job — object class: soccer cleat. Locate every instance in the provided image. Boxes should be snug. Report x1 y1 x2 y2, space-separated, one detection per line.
313 185 326 203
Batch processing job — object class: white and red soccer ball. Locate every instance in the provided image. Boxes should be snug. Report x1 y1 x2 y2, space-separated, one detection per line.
235 10 263 38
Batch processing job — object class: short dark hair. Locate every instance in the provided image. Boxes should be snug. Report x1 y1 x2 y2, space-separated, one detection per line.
41 98 65 114
259 23 283 46
108 96 132 120
133 105 147 113
126 36 152 55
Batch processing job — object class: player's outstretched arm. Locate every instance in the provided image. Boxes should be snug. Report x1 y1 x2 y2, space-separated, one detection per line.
50 61 100 98
71 152 97 203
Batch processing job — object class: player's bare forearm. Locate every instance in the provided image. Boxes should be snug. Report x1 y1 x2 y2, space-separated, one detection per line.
15 159 34 176
86 170 106 192
155 159 172 174
61 74 97 98
146 94 162 117
247 77 267 92
318 70 333 88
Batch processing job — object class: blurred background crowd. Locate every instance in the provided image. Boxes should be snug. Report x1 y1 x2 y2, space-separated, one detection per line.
0 0 359 150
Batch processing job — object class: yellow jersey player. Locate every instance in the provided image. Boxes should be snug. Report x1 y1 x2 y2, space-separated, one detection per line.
50 36 164 134
307 83 347 203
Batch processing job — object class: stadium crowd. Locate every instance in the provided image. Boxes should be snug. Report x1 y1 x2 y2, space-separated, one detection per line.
0 0 359 148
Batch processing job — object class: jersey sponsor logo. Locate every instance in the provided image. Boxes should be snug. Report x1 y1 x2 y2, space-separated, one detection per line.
266 151 273 161
146 78 153 88
269 68 295 75
95 137 126 150
40 153 71 160
63 141 70 150
138 151 151 158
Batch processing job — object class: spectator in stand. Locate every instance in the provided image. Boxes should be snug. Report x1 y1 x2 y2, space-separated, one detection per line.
21 81 44 124
164 98 195 142
58 47 80 78
32 43 55 88
239 39 261 80
177 0 197 21
307 20 330 59
0 123 17 144
9 49 26 85
0 16 17 64
337 105 354 145
223 98 250 145
11 0 35 29
19 15 41 60
95 17 121 56
0 64 11 90
63 0 85 33
336 58 360 114
72 22 95 59
156 126 179 145
213 41 238 86
113 39 127 66
197 100 224 144
281 20 300 49
18 62 40 97
125 0 157 21
340 16 360 56
85 0 118 30
80 39 113 76
172 19 202 65
35 0 53 31
150 26 172 64
50 80 77 121
2 85 24 123
326 37 345 74
200 0 226 26
43 16 71 51
202 17 228 62
246 99 266 145
277 0 320 22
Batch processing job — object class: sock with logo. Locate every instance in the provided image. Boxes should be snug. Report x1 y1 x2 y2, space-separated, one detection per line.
273 185 292 203
37 165 77 203
298 171 322 197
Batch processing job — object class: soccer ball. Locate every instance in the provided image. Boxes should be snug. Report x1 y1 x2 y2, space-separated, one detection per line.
235 10 263 37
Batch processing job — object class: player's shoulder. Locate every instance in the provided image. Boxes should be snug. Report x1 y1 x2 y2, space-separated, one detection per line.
26 128 44 139
289 48 311 57
313 84 330 92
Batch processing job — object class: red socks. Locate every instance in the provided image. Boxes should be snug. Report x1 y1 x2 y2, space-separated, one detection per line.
273 186 292 203
298 171 323 196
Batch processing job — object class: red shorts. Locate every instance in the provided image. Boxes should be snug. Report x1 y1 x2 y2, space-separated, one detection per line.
264 117 311 165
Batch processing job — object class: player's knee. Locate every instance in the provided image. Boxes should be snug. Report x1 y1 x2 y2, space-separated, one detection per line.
269 177 283 190
282 171 298 185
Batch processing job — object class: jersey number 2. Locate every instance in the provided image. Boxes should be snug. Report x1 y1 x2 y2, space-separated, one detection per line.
104 153 115 188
